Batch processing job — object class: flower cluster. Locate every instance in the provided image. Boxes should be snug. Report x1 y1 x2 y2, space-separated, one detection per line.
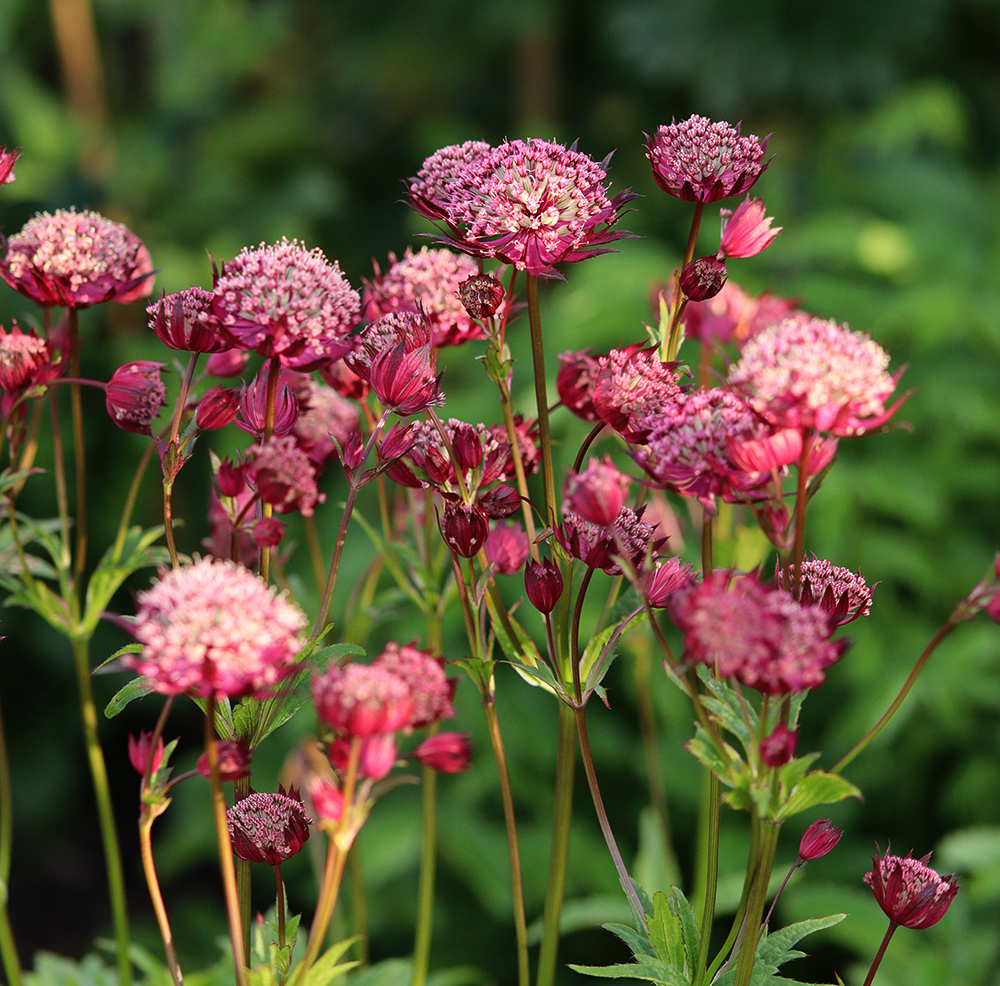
227 785 312 866
865 848 959 929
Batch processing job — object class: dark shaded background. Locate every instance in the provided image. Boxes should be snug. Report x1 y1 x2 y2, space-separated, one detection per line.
1 1 1000 984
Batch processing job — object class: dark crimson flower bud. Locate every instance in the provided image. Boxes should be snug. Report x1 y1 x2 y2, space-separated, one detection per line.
358 733 398 781
0 145 21 185
384 458 422 487
459 274 505 319
128 731 164 776
196 386 239 430
525 557 563 614
340 431 365 470
217 458 246 497
760 722 798 766
564 456 631 527
478 483 521 519
440 502 490 557
370 343 443 415
237 367 299 439
865 846 959 930
197 740 251 782
451 422 483 474
680 256 728 302
380 421 419 461
206 349 250 377
798 817 843 862
226 785 312 866
148 288 230 353
253 516 285 548
484 520 529 575
644 557 695 608
106 361 167 435
556 349 602 422
415 731 472 773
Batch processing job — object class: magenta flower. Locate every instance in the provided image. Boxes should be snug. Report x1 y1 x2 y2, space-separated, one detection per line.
227 786 311 866
564 456 632 527
459 273 505 320
865 847 959 929
1 208 153 309
372 642 456 730
797 556 874 626
196 386 239 431
728 314 906 436
370 343 444 416
441 138 636 279
363 247 487 348
679 256 728 302
643 556 696 608
197 740 251 782
106 360 167 436
439 501 490 557
0 145 21 184
484 520 530 575
414 732 472 773
591 345 682 444
206 349 250 377
247 434 324 517
759 723 799 767
718 197 782 259
212 238 359 369
646 115 770 203
406 140 493 224
557 349 603 422
236 365 300 440
128 557 307 698
558 506 661 576
0 322 60 410
147 287 230 353
127 731 165 776
798 818 843 862
677 280 797 347
313 662 413 737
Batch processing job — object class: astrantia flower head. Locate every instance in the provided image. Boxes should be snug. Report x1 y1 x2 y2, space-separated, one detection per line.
406 140 493 224
292 378 360 466
1 208 153 309
313 662 413 737
370 342 444 415
363 248 487 347
106 360 167 436
678 280 797 347
247 434 325 517
346 311 433 382
557 349 602 422
128 557 307 698
564 456 632 527
558 505 661 576
591 345 683 443
865 847 959 929
668 571 847 694
0 321 60 401
213 238 360 370
728 314 905 436
148 287 230 354
236 365 300 440
227 785 311 866
718 197 781 259
372 641 456 730
443 138 636 278
797 555 874 626
646 115 770 203
484 520 530 575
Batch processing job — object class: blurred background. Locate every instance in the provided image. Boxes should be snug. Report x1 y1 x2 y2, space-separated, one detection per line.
1 0 1000 984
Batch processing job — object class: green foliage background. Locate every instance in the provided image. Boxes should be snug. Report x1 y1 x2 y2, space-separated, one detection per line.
1 1 1000 985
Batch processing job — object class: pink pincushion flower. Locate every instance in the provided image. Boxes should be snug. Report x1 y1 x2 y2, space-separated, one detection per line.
484 520 530 575
717 197 781 259
564 456 632 527
0 322 60 402
406 140 493 224
371 343 444 415
558 505 661 576
106 360 167 436
0 145 21 184
667 572 847 694
592 345 683 443
372 641 456 729
442 138 636 278
557 349 603 422
347 311 432 382
213 238 359 370
797 556 873 625
128 557 307 698
728 314 905 436
227 786 311 866
1 208 153 309
635 387 770 512
363 248 487 347
247 434 325 517
148 287 230 353
236 365 300 440
646 115 770 203
865 847 959 930
313 663 413 736
292 379 360 466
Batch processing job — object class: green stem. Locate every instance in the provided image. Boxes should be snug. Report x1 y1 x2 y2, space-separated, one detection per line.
862 921 898 986
483 701 530 986
732 820 779 986
111 433 159 564
0 684 21 986
235 772 252 965
692 771 721 983
162 353 200 569
410 757 438 986
535 701 574 986
525 275 557 532
139 815 184 986
348 846 368 966
0 898 22 986
71 636 131 986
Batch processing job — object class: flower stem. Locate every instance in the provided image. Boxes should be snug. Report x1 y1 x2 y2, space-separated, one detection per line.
67 309 88 587
0 684 21 986
71 635 131 986
732 819 779 986
275 862 286 951
235 772 253 963
410 756 438 986
139 815 184 986
692 770 721 982
862 921 898 986
0 899 21 986
525 275 556 532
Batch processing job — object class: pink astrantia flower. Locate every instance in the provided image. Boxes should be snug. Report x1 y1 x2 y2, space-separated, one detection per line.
591 345 683 444
247 434 325 517
439 501 490 557
442 138 636 279
212 238 359 370
197 740 251 782
564 456 632 527
292 378 360 467
728 314 906 436
557 349 603 422
646 116 770 203
128 557 307 698
759 722 799 767
313 662 413 737
484 520 530 575
227 785 312 866
236 365 300 440
0 322 61 412
459 274 505 320
865 847 959 930
797 555 874 625
679 256 728 302
347 311 432 382
558 506 662 576
128 731 165 776
147 287 230 353
406 140 493 225
717 197 781 259
372 641 456 730
106 360 167 436
667 571 847 694
363 247 487 348
635 387 771 512
798 818 843 862
643 556 696 608
414 732 472 773
1 208 153 309
370 342 444 415
0 146 22 184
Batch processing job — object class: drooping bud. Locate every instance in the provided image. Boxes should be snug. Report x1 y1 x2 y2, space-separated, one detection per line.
760 722 798 766
206 349 250 377
148 288 230 353
196 386 239 430
309 776 344 826
439 502 490 558
253 517 285 548
459 274 505 319
358 733 398 781
525 557 563 614
106 361 167 435
414 731 472 773
798 817 843 862
679 256 728 302
217 458 246 497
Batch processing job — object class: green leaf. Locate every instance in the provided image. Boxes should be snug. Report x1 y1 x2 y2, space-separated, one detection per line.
104 675 157 718
485 593 544 668
567 959 679 983
647 892 685 973
299 936 361 986
771 771 862 822
504 658 564 698
602 922 656 960
666 887 700 979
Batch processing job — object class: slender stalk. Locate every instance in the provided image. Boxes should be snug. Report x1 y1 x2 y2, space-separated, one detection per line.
348 847 368 966
861 921 898 986
48 389 73 590
162 353 200 569
111 433 159 563
791 431 812 599
692 771 721 982
535 702 574 986
67 309 88 586
0 901 21 986
701 510 713 577
204 699 248 986
0 686 21 986
71 636 131 986
139 816 184 986
732 819 779 986
410 757 438 986
832 618 957 774
234 773 252 964
275 863 286 951
482 701 530 986
303 515 327 599
525 275 556 532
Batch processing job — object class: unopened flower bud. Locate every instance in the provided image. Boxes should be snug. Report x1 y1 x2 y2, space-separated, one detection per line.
459 274 505 319
484 521 529 575
197 387 239 430
680 256 728 302
414 731 472 773
440 502 489 558
197 740 251 782
525 557 563 614
309 776 344 825
106 361 167 435
128 731 164 776
760 723 798 766
380 422 419 461
478 484 521 519
217 458 246 497
206 349 250 377
253 517 285 547
564 456 631 527
358 733 398 781
798 817 843 862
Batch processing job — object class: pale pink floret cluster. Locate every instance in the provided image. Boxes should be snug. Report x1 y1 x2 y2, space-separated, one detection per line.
635 388 768 510
728 315 900 436
129 557 307 698
646 116 770 203
0 323 51 391
372 642 455 729
798 556 873 625
227 787 312 866
669 572 846 694
247 434 324 517
591 346 682 443
1 208 153 308
865 849 959 929
365 247 485 347
313 662 414 736
407 141 493 221
213 238 360 369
